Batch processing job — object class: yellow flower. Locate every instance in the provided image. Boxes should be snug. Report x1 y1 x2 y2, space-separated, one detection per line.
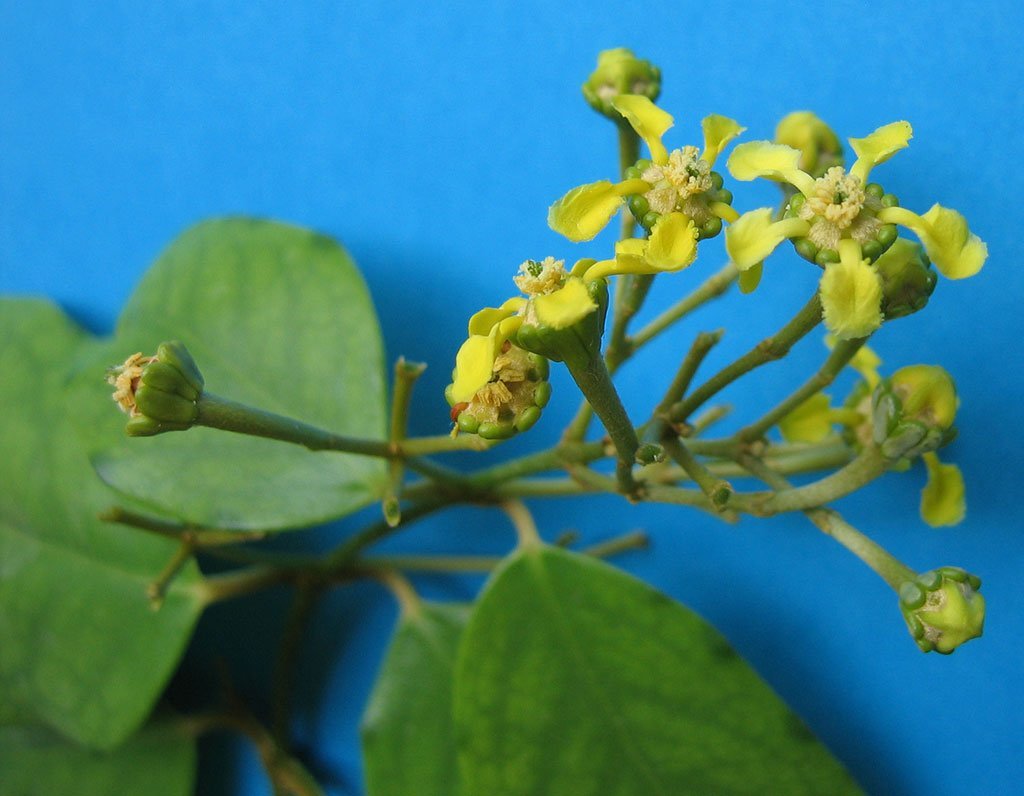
919 451 966 527
725 121 986 338
549 95 744 250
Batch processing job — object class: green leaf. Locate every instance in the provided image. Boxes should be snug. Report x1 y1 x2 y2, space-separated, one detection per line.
453 545 860 795
0 300 203 750
0 720 195 796
69 217 388 530
361 603 470 796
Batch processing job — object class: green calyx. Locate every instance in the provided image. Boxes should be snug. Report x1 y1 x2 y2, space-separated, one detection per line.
111 340 205 437
446 347 551 440
623 161 731 240
582 48 661 120
512 277 609 369
874 238 937 319
899 567 985 654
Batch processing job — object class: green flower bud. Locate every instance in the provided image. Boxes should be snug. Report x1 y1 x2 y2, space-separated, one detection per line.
446 345 551 440
873 238 937 320
107 341 204 437
774 111 843 178
512 277 609 367
871 365 957 460
581 48 661 121
898 567 984 654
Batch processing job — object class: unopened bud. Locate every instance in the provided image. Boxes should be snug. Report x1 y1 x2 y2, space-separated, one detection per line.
107 341 204 436
774 111 843 178
874 239 937 320
899 567 984 654
872 365 957 460
582 48 661 121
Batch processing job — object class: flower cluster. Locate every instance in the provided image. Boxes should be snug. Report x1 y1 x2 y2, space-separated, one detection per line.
725 121 986 338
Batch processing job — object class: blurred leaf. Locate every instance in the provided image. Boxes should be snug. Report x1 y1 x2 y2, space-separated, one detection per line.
0 300 203 750
453 545 860 795
361 603 470 796
0 720 195 796
69 217 388 530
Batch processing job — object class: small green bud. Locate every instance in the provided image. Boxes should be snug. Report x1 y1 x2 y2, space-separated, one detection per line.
582 48 661 121
107 341 204 437
874 238 937 320
899 567 985 653
512 277 609 365
774 111 843 178
635 442 665 465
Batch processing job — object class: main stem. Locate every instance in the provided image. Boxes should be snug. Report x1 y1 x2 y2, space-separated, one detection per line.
669 291 824 424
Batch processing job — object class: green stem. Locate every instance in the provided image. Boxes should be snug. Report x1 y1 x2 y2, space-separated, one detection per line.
197 565 295 607
739 455 913 589
383 358 428 526
669 291 823 424
503 500 543 548
661 437 733 508
629 262 739 351
272 581 322 744
196 392 483 460
100 506 270 547
563 352 640 494
618 124 641 239
734 336 867 445
321 500 450 573
734 445 887 516
147 540 196 609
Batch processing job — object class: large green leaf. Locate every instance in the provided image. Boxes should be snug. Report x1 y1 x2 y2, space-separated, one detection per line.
0 720 195 796
453 545 860 795
0 300 203 750
361 603 470 796
69 217 388 530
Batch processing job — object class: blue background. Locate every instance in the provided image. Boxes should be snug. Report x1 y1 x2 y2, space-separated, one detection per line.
2 2 1022 793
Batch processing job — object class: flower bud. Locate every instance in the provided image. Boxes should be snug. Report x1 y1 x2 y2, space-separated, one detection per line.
446 344 550 440
874 238 937 320
871 365 957 460
898 567 984 653
107 341 204 436
581 48 661 121
774 111 843 178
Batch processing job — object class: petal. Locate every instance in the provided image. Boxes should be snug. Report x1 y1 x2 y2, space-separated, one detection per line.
738 261 763 294
467 297 526 335
849 121 912 181
548 181 626 242
645 212 699 270
611 94 673 164
700 114 745 167
533 277 598 329
881 204 987 280
819 242 883 339
920 452 966 527
450 334 499 403
779 392 833 443
726 141 816 195
724 208 809 270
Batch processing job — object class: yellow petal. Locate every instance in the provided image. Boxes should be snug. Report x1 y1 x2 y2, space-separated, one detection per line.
533 277 598 329
880 204 987 280
849 121 912 181
819 242 883 339
920 452 966 527
548 181 625 242
646 213 699 270
700 114 745 167
779 392 833 443
611 94 673 164
467 297 526 335
738 261 763 293
450 335 498 403
727 141 816 195
725 208 809 270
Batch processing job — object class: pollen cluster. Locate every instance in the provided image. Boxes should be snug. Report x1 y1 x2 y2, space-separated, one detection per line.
641 146 713 214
